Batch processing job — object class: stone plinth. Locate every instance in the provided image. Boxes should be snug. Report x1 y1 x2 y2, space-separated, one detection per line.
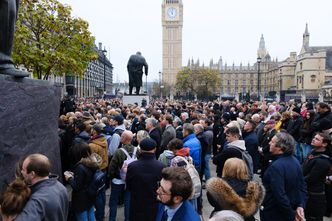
0 75 61 192
122 94 149 106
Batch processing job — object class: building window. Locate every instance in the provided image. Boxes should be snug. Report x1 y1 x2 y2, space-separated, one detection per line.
311 75 316 82
300 62 303 70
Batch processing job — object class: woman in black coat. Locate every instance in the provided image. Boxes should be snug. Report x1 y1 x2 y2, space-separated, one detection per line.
65 141 100 221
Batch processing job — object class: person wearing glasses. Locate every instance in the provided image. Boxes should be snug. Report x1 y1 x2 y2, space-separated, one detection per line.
156 167 200 221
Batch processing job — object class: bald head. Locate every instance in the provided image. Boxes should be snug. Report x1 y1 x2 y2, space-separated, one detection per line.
120 130 134 144
22 154 51 183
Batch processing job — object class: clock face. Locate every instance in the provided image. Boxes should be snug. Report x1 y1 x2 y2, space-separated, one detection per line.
167 7 177 19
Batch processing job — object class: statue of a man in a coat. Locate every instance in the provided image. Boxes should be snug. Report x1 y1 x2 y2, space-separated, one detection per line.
127 52 148 95
0 0 29 77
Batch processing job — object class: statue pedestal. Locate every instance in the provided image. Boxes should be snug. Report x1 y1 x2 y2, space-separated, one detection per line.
0 75 61 191
122 94 149 106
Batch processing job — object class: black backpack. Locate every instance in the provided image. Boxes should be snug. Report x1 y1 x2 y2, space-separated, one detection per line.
84 168 106 197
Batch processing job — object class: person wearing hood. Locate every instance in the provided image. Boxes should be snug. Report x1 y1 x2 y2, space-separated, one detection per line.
213 127 247 177
158 138 183 167
65 141 100 221
88 123 108 221
207 158 265 221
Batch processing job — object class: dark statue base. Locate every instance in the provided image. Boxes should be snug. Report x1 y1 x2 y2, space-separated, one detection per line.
122 94 149 106
0 74 61 192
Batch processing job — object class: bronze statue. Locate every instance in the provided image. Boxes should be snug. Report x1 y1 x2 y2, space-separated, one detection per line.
127 52 148 95
0 0 29 77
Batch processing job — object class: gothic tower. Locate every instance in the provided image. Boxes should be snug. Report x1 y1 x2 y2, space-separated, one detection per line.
162 0 183 87
257 34 267 59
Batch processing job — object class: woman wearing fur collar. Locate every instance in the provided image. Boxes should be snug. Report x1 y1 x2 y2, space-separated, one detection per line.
206 158 265 221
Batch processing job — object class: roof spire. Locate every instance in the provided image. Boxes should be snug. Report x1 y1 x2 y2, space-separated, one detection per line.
257 34 267 58
304 23 309 36
259 34 266 50
301 23 310 53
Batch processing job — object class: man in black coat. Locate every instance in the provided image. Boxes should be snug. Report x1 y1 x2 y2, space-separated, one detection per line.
127 51 148 95
146 118 162 157
310 102 332 138
303 133 332 221
126 138 165 221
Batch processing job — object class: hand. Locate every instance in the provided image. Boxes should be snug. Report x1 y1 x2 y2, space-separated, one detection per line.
64 171 73 181
295 207 304 221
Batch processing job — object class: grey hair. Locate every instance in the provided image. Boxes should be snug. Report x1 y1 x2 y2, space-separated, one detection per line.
181 112 189 119
146 118 158 127
173 116 182 125
194 124 204 133
274 132 295 155
183 123 194 134
136 130 150 144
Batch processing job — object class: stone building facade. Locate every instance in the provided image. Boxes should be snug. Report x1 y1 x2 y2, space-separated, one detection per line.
188 24 332 102
49 43 113 98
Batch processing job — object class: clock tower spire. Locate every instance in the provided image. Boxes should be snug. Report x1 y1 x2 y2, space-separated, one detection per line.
162 0 183 90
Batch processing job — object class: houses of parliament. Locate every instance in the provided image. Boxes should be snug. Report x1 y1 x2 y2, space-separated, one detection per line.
162 1 332 101
186 24 332 101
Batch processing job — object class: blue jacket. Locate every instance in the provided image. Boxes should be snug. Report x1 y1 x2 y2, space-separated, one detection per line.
183 133 201 167
260 154 307 221
155 200 201 221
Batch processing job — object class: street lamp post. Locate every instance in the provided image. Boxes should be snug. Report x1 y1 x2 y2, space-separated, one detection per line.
101 48 107 93
159 71 162 99
257 56 262 101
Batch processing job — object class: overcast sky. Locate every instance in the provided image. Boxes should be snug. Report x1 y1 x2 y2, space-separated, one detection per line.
59 0 332 83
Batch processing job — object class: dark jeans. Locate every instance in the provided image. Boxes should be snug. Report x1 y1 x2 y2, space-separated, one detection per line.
94 184 106 221
305 193 326 221
109 182 130 221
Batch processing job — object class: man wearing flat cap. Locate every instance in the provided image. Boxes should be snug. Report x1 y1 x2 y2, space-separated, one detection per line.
126 138 165 221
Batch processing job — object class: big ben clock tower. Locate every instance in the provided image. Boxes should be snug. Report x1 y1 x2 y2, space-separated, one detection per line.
162 0 183 88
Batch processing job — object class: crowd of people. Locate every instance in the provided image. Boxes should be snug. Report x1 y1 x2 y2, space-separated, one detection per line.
1 97 332 221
